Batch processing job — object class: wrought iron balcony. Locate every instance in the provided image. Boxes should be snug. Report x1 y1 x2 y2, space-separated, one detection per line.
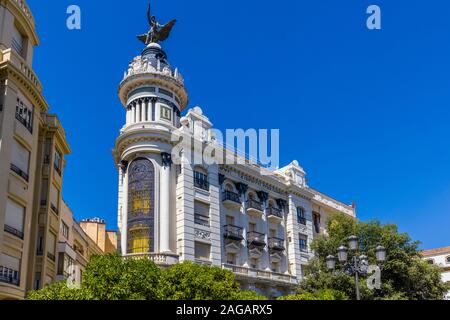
50 203 59 215
194 214 210 227
267 207 283 219
194 172 209 191
10 164 29 182
246 199 263 211
298 217 307 225
15 112 33 134
222 191 241 209
268 237 285 252
4 225 24 240
247 231 266 248
47 252 56 262
0 266 20 286
223 225 244 241
267 207 283 223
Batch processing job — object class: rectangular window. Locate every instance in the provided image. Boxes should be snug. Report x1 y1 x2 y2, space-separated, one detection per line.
4 199 25 239
194 201 210 227
11 25 24 57
194 171 209 190
297 207 306 225
36 228 44 255
227 253 236 265
47 232 56 261
226 215 235 226
34 272 41 290
299 235 308 253
57 253 65 276
249 223 257 233
194 242 211 261
271 262 279 273
160 105 172 121
61 221 69 239
0 253 21 286
250 258 258 269
313 212 321 233
11 139 30 181
54 150 62 175
50 184 59 214
15 98 33 133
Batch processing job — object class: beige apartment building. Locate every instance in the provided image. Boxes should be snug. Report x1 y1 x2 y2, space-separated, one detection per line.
57 202 117 285
0 0 117 300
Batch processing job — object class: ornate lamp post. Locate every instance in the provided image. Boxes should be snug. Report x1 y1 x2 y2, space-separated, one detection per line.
326 235 386 300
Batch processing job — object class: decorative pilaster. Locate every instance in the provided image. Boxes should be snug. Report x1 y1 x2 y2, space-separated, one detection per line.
160 152 172 253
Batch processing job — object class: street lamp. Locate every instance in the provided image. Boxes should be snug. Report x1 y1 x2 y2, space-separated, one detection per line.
326 236 386 300
337 246 348 263
326 255 336 270
348 235 359 251
376 246 386 262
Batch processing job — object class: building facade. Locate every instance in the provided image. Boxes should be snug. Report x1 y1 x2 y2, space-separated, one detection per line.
421 246 450 300
0 0 116 299
113 24 356 296
57 202 117 285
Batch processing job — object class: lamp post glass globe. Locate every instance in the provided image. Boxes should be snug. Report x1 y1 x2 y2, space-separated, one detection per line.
376 246 386 262
337 246 348 263
348 235 359 251
326 255 336 270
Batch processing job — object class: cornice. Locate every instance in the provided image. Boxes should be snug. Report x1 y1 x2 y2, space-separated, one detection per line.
118 72 188 111
0 60 48 112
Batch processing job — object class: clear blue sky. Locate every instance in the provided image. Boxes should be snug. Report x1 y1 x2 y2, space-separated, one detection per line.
27 0 450 250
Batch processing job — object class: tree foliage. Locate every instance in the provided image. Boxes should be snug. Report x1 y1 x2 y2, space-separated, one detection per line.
299 213 449 300
27 255 266 300
278 289 349 300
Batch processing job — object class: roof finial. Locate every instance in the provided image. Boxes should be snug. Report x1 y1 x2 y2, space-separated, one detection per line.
137 1 177 45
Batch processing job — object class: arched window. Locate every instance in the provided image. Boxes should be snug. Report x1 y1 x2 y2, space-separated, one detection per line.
127 158 155 254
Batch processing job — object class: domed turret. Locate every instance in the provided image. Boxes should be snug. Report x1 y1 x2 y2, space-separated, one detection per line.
118 42 188 131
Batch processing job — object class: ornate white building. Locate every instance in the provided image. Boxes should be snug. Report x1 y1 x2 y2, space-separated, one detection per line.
113 33 356 296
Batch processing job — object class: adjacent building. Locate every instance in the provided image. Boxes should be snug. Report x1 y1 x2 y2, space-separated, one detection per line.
421 246 450 300
113 15 356 297
0 0 116 300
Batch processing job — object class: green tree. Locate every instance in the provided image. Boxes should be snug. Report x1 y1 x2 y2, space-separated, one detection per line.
158 261 265 300
27 281 87 300
300 213 449 300
278 289 349 300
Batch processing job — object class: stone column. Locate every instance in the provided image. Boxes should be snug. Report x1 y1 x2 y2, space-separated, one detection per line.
160 153 172 253
121 165 129 255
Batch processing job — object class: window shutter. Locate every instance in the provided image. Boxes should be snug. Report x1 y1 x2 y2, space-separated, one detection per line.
47 233 56 255
50 184 59 207
5 199 24 233
194 201 209 216
194 242 211 260
1 254 20 271
11 140 30 175
11 26 24 56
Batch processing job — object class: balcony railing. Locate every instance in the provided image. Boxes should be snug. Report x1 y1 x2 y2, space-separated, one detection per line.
223 225 244 241
10 164 29 182
54 164 62 176
15 112 33 134
194 172 209 191
50 203 59 215
298 217 307 225
222 191 241 204
246 199 263 212
194 214 210 227
223 264 298 285
268 237 285 252
0 266 20 286
47 252 55 262
267 207 283 219
4 225 24 240
247 231 266 247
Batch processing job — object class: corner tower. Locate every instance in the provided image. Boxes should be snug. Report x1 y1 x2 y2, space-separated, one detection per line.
113 6 188 264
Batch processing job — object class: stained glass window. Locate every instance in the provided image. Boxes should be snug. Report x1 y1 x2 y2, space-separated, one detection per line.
127 158 155 254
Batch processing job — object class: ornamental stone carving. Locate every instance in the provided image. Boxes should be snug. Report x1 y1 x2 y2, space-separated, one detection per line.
195 229 211 241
